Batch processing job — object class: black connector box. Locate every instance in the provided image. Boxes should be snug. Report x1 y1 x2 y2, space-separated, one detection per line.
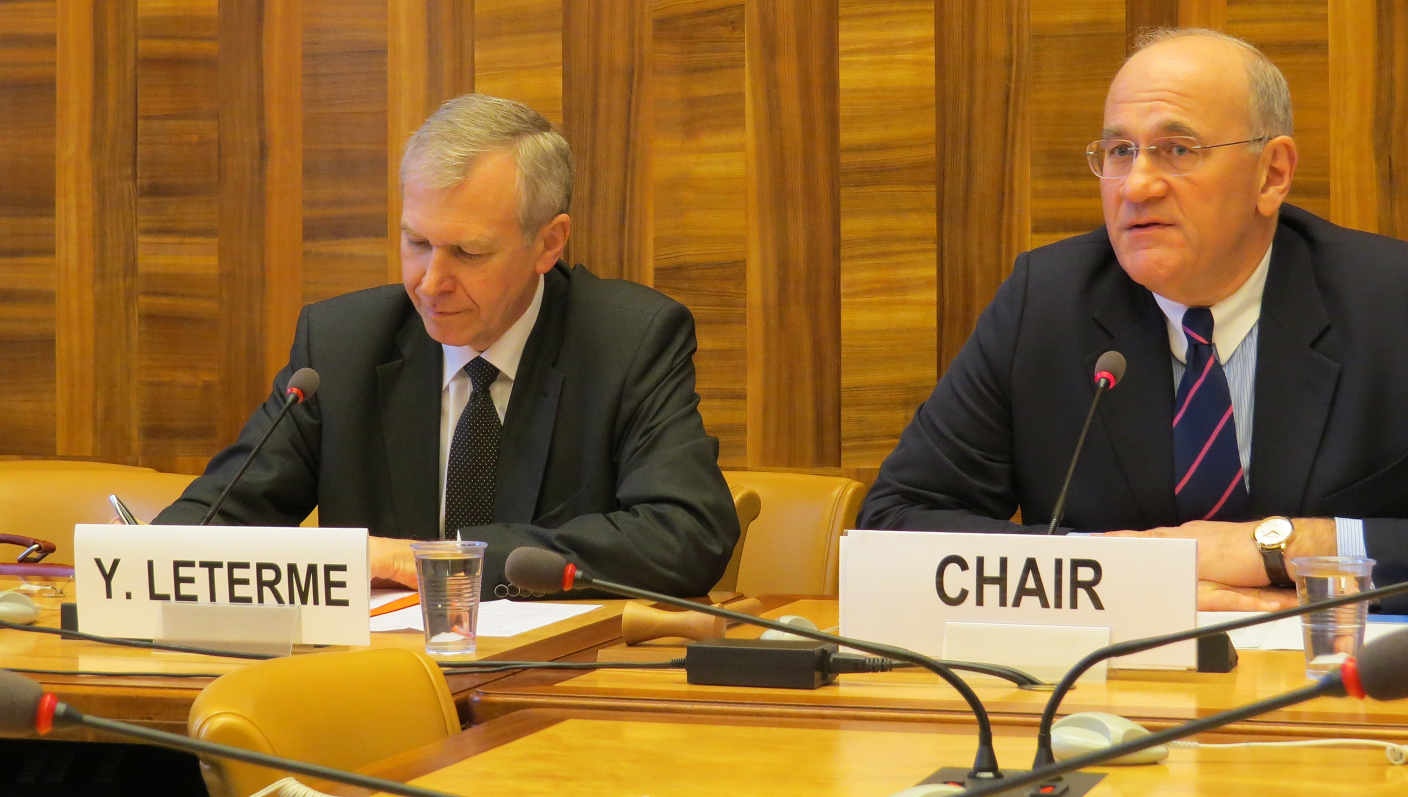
684 638 837 689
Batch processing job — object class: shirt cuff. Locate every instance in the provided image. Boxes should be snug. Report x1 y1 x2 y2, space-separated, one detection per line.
1334 517 1367 558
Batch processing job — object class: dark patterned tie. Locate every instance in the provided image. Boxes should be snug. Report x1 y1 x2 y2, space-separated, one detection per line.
444 357 501 535
1173 308 1250 522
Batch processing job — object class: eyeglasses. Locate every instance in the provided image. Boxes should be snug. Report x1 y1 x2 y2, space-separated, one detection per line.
1086 136 1269 179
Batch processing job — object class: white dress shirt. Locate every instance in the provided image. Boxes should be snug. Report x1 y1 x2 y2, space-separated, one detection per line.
437 275 545 534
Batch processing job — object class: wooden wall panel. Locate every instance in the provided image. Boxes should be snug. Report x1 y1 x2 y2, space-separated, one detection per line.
837 0 936 466
934 1 1031 371
1227 0 1330 220
1327 0 1375 234
1028 0 1125 251
55 0 138 462
563 0 653 283
1377 0 1408 241
473 0 563 127
0 0 57 455
135 0 221 470
302 0 389 303
260 0 305 382
650 0 748 467
745 0 842 468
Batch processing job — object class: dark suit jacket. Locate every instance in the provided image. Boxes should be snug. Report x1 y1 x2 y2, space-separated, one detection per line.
859 205 1408 612
156 262 740 596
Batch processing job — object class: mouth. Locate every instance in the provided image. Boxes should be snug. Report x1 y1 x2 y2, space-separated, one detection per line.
1127 220 1171 231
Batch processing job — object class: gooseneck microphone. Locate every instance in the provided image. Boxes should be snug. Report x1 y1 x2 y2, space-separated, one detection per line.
505 547 1011 781
0 668 455 797
956 628 1408 797
1029 577 1408 769
1047 351 1126 534
200 367 320 525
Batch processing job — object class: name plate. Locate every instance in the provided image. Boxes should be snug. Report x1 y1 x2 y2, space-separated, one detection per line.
839 530 1197 671
75 524 371 646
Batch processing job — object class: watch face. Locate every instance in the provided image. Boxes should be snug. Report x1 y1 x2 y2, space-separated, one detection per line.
1255 517 1294 546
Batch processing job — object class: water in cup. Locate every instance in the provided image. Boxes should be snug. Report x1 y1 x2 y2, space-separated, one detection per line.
412 540 486 656
1292 556 1374 679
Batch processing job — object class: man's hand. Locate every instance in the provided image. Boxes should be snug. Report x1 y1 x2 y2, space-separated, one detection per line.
1197 580 1297 612
369 536 418 588
1103 517 1336 587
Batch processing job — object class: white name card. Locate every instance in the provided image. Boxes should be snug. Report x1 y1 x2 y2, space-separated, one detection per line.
839 530 1197 671
74 524 371 647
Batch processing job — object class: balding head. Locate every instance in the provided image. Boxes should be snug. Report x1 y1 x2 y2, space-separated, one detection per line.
1098 28 1298 307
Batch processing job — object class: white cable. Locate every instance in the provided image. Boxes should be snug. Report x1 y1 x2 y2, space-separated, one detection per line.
1169 738 1407 765
249 777 338 797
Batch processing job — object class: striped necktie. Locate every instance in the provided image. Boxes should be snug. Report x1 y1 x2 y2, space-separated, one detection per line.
444 357 502 535
1173 307 1250 523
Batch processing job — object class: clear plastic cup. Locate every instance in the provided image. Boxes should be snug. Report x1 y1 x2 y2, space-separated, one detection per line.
411 540 486 656
1291 556 1374 680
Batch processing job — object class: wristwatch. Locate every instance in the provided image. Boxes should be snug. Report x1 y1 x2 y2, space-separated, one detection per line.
1253 516 1296 588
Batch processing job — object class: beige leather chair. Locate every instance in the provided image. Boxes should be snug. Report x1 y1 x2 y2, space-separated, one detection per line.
712 482 762 592
189 648 460 797
0 461 321 566
721 471 866 596
0 462 198 564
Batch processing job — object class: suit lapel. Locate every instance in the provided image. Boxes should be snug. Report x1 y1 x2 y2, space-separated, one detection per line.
1248 225 1339 516
1090 271 1180 527
495 264 570 523
377 312 442 538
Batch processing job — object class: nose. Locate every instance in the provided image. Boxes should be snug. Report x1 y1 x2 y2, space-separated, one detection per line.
418 247 456 295
1118 147 1168 204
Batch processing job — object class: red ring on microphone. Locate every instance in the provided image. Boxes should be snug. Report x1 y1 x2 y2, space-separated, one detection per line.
562 562 577 592
286 387 306 404
35 692 57 735
1340 655 1365 699
1094 370 1118 388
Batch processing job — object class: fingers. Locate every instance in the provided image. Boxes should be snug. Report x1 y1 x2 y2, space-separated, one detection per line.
1197 580 1299 612
368 536 419 589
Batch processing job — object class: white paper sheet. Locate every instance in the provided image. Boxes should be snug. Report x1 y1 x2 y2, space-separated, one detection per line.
1196 611 1408 651
369 590 601 637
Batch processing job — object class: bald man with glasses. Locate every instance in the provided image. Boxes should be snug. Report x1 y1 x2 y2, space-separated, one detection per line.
860 28 1408 613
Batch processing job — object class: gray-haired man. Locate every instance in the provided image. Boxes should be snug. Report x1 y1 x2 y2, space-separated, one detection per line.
158 95 739 597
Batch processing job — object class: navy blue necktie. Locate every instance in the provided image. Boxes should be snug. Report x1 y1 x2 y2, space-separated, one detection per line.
1173 308 1250 522
444 357 501 535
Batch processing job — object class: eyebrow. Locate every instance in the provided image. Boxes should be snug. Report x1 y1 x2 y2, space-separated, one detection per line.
1102 120 1202 140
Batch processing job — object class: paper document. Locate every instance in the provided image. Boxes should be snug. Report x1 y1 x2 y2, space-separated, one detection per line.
1196 611 1408 651
369 590 601 636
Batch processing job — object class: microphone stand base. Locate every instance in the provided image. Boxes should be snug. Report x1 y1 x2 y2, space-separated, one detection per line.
914 768 1105 797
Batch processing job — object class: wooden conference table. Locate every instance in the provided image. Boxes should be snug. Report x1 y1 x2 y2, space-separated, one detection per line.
326 709 1408 797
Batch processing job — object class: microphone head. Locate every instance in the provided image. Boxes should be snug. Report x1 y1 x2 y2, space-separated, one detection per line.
285 368 320 403
505 547 572 594
1093 351 1127 388
0 670 43 737
1356 627 1408 701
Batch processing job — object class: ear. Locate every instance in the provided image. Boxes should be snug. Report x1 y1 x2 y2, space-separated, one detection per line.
1255 135 1298 217
533 214 572 274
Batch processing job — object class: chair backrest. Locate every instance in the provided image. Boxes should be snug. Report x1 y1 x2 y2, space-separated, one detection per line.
188 648 460 797
712 483 762 592
721 471 866 596
0 462 197 564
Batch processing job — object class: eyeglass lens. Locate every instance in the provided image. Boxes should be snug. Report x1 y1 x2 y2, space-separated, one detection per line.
1089 137 1200 178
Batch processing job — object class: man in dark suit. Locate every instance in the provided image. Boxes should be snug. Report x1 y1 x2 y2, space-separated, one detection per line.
860 29 1408 613
157 95 738 597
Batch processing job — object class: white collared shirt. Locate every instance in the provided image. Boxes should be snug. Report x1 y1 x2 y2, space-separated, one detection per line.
437 275 545 534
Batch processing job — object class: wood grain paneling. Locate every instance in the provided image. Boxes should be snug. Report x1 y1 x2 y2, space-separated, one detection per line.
651 0 747 466
1227 1 1330 219
745 0 841 468
1327 0 1375 233
1028 0 1125 251
935 0 1031 370
473 0 562 127
1377 0 1408 241
563 0 652 283
0 0 57 455
262 0 305 381
136 0 221 468
55 0 138 462
1126 0 1178 50
302 0 389 303
838 0 936 466
1179 0 1227 28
